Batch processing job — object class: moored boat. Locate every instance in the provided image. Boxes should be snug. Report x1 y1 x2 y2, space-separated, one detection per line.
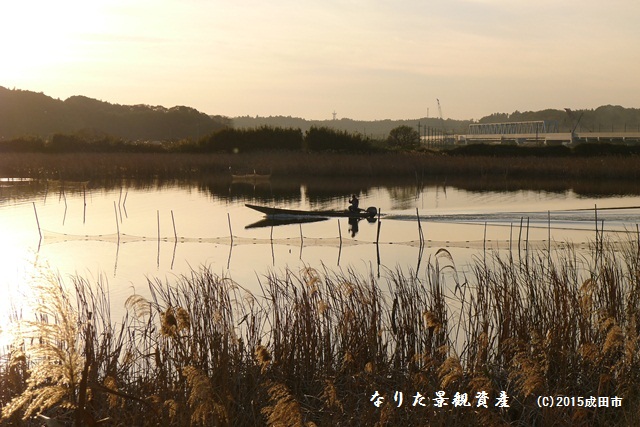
245 203 378 219
231 170 271 182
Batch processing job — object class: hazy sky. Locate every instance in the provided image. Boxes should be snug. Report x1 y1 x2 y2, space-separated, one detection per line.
2 0 639 120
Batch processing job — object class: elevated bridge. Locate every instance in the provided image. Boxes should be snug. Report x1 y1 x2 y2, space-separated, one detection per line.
461 121 640 145
468 121 558 136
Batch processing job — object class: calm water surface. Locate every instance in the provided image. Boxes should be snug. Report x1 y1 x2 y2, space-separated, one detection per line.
1 177 640 345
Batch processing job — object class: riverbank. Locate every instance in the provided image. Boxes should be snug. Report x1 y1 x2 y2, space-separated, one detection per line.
1 150 639 182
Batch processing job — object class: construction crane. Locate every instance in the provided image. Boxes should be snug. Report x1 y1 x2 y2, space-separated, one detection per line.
565 108 588 133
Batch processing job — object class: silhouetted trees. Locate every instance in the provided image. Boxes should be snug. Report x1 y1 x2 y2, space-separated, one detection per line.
197 126 303 152
232 106 640 136
3 86 640 154
305 126 372 152
478 105 640 132
387 125 420 149
0 136 45 152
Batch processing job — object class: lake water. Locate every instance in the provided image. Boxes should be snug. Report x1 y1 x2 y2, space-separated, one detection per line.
2 176 640 346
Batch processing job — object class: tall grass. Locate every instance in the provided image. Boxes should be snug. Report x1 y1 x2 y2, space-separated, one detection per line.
2 239 640 425
1 150 640 182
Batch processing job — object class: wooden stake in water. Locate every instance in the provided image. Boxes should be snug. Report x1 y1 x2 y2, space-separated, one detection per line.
376 209 382 276
548 210 551 244
157 210 160 268
337 219 342 266
299 223 304 259
227 212 234 245
83 185 87 224
171 210 177 242
518 217 523 261
376 208 382 245
62 187 68 226
483 222 487 265
122 190 129 218
171 240 177 270
594 204 598 249
509 222 513 263
525 217 530 265
114 201 120 243
170 210 178 269
33 202 42 241
416 208 424 246
118 187 124 222
548 210 552 265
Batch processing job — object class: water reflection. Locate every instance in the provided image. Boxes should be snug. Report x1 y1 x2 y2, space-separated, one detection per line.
3 173 640 349
244 217 328 229
4 174 640 208
3 175 640 290
348 217 359 237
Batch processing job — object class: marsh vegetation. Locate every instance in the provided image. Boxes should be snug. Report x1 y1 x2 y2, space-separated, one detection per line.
2 145 640 185
2 237 640 425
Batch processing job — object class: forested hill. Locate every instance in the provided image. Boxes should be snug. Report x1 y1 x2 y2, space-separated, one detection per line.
232 115 472 138
233 105 640 137
479 106 640 133
3 86 638 141
0 87 230 141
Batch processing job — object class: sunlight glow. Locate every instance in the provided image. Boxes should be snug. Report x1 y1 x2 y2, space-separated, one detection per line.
1 0 639 119
0 1 110 80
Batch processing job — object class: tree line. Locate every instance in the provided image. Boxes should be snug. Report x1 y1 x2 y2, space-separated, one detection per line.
478 105 640 132
235 105 640 135
3 125 639 157
0 126 394 154
3 86 639 149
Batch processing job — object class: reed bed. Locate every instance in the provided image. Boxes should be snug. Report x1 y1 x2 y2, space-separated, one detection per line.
2 239 640 426
1 151 640 182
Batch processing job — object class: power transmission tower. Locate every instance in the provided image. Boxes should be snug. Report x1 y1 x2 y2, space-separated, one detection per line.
437 99 445 144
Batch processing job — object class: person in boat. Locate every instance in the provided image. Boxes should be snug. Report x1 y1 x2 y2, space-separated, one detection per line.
348 194 360 213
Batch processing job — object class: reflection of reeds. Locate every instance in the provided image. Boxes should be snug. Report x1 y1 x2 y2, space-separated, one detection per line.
2 239 640 424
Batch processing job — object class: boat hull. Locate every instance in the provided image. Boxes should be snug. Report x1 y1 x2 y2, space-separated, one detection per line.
245 204 377 219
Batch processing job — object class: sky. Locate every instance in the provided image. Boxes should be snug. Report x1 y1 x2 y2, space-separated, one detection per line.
1 0 639 121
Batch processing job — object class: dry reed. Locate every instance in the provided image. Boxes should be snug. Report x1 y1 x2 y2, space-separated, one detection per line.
2 238 640 425
1 151 640 183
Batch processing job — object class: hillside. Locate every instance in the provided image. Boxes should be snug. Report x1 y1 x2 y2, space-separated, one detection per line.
2 87 639 141
233 106 640 137
479 106 640 133
231 115 472 139
0 87 230 141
